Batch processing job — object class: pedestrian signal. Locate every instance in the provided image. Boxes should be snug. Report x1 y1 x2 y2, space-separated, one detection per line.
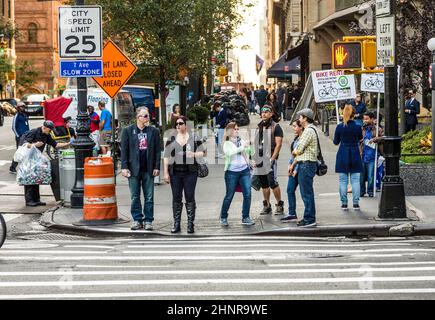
332 42 362 70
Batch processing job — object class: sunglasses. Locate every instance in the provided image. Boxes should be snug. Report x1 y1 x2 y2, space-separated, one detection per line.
261 108 271 112
138 114 149 118
176 122 185 126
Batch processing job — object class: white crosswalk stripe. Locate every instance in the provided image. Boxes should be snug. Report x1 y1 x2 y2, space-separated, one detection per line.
1 237 435 299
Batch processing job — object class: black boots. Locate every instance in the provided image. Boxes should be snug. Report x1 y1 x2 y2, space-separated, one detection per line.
186 202 196 234
171 202 183 233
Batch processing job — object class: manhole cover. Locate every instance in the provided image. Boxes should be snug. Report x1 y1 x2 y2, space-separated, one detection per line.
18 233 94 241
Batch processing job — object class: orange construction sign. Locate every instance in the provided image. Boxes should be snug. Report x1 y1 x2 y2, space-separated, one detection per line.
93 40 138 98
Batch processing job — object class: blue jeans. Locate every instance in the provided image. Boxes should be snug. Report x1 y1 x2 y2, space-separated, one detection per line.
297 162 317 223
220 168 252 219
360 161 375 196
217 128 225 155
287 175 298 217
339 173 361 205
128 171 155 223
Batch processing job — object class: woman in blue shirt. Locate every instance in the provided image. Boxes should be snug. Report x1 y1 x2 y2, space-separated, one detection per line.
333 104 363 211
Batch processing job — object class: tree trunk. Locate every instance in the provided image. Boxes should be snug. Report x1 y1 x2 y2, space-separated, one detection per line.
159 65 167 130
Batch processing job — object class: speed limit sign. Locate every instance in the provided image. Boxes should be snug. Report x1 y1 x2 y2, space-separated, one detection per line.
58 6 102 59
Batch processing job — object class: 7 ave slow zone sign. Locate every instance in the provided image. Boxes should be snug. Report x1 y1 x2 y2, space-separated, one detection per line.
93 40 138 98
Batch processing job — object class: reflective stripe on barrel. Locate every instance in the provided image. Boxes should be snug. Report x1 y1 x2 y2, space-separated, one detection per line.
83 156 118 221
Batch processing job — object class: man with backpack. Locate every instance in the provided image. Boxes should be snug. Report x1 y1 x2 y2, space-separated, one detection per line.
253 104 284 216
292 108 319 227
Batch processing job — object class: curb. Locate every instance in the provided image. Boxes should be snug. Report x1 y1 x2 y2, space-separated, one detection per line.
40 206 435 238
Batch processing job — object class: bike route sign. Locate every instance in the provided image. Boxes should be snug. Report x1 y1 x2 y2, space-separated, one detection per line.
60 60 103 78
312 70 356 103
361 73 384 93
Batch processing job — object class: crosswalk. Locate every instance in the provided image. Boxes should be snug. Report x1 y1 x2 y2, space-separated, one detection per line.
1 236 435 299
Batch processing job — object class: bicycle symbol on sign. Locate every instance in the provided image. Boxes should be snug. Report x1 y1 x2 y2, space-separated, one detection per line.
318 84 339 98
364 75 383 90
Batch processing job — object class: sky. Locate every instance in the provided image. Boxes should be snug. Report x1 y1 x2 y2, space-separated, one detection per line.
230 0 267 85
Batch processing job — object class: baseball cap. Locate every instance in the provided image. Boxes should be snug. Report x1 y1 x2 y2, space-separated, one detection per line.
17 102 26 108
43 120 55 130
296 108 314 120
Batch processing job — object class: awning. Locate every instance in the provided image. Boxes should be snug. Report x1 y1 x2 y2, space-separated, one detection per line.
266 54 301 79
313 1 373 30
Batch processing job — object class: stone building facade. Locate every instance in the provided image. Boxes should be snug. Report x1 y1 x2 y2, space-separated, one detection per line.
15 0 66 97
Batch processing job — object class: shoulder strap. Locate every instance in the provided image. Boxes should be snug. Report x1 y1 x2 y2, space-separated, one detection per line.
309 127 323 161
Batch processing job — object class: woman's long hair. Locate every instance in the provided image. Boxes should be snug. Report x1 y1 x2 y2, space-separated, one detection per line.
342 104 355 126
223 122 238 145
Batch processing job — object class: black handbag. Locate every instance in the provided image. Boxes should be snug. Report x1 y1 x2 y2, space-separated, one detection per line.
197 162 209 178
310 128 328 176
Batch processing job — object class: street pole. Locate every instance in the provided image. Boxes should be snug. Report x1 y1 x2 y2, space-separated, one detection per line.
432 51 435 155
70 0 95 208
428 38 435 154
378 3 407 219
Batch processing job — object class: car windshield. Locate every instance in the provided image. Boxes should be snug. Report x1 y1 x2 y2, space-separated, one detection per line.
123 87 154 108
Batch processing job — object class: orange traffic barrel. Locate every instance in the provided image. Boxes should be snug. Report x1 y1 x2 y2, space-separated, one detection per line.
83 157 118 221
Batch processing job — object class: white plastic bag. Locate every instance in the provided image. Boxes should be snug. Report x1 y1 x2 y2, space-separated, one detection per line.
17 145 52 185
13 143 31 163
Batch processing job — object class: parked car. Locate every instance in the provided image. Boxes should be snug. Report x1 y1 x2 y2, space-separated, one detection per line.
21 94 49 116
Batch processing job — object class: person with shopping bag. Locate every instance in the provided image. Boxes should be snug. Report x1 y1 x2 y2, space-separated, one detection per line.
17 120 70 206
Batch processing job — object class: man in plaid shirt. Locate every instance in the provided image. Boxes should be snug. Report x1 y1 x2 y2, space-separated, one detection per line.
292 108 319 227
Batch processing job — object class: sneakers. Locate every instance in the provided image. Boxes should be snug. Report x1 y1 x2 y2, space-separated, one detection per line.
297 220 317 228
260 201 272 215
274 201 284 215
130 221 143 230
220 218 229 226
353 204 360 211
280 215 297 223
241 217 255 225
9 168 16 174
341 204 348 211
144 222 154 231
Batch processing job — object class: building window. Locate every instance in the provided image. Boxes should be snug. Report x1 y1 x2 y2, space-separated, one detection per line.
8 0 10 18
2 0 5 16
28 23 38 43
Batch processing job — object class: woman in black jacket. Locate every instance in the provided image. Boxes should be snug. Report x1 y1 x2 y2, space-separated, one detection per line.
163 116 205 234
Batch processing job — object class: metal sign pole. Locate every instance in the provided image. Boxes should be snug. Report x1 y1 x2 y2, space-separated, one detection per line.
111 98 117 184
373 90 381 197
335 100 340 124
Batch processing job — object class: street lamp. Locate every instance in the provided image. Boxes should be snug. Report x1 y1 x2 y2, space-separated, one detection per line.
70 0 94 208
427 38 435 155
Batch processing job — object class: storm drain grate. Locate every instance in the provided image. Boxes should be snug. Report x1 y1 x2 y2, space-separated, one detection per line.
18 232 96 241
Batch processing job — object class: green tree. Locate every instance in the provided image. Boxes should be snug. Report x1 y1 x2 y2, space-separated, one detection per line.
16 60 39 90
91 0 243 129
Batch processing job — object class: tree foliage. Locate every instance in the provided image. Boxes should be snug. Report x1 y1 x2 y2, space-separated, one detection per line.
16 60 39 89
89 0 243 128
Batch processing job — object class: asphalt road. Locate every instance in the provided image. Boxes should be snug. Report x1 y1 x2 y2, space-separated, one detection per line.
0 116 43 182
1 217 435 300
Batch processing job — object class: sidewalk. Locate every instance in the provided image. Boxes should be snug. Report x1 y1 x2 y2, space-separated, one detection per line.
40 114 435 237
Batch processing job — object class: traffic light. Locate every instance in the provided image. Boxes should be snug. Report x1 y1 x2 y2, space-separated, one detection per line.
0 40 8 54
217 66 228 76
332 42 362 69
332 39 377 70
